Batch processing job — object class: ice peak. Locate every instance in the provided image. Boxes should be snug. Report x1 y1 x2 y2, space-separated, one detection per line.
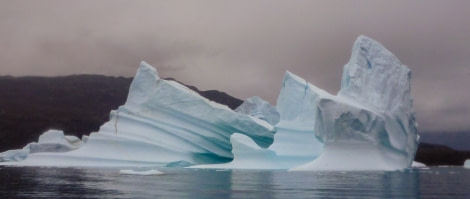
290 36 418 171
339 36 412 111
125 62 160 106
283 71 307 88
139 61 159 78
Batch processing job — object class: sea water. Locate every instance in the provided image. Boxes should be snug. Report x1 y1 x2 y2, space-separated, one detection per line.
0 166 469 199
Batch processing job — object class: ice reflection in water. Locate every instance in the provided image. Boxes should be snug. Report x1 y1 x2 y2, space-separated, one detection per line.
1 167 469 199
229 170 420 199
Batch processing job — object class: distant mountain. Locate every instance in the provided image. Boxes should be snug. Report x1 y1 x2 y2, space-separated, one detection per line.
415 143 470 166
419 132 470 151
0 75 242 152
0 75 469 166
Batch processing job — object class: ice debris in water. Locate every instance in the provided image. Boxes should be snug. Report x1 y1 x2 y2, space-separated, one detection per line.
119 169 164 176
464 160 470 169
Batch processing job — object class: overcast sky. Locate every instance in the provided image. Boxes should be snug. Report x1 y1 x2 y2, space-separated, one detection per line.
1 1 469 133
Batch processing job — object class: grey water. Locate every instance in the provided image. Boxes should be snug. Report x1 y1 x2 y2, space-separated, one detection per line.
0 166 469 199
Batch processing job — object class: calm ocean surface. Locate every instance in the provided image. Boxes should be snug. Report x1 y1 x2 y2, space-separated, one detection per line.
0 166 469 199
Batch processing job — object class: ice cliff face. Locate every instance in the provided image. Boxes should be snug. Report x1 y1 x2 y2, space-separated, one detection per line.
269 72 325 164
1 62 274 167
292 35 418 171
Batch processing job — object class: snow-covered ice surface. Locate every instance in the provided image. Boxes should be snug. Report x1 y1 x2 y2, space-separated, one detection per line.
291 35 418 171
235 96 280 125
1 62 275 167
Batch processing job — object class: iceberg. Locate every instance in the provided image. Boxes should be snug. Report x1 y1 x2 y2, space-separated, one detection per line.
0 129 81 162
1 36 418 171
291 35 418 171
29 129 82 153
1 62 275 167
235 96 280 125
411 161 427 168
464 159 470 169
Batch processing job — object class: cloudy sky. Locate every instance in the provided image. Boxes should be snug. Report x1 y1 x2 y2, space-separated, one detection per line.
1 1 469 133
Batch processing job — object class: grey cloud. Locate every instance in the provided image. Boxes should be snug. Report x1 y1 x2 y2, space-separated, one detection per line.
1 1 470 132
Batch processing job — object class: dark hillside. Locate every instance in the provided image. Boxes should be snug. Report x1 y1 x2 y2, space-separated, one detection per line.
415 143 470 166
0 75 132 152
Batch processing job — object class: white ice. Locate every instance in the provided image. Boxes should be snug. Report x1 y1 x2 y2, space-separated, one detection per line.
120 169 164 175
464 159 470 169
0 149 29 162
235 96 280 125
0 129 81 162
291 35 418 171
268 72 326 166
29 129 82 153
192 72 326 170
411 161 427 168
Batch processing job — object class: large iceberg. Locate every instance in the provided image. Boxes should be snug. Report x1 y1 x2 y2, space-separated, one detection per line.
291 35 418 171
1 62 275 167
1 36 418 171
